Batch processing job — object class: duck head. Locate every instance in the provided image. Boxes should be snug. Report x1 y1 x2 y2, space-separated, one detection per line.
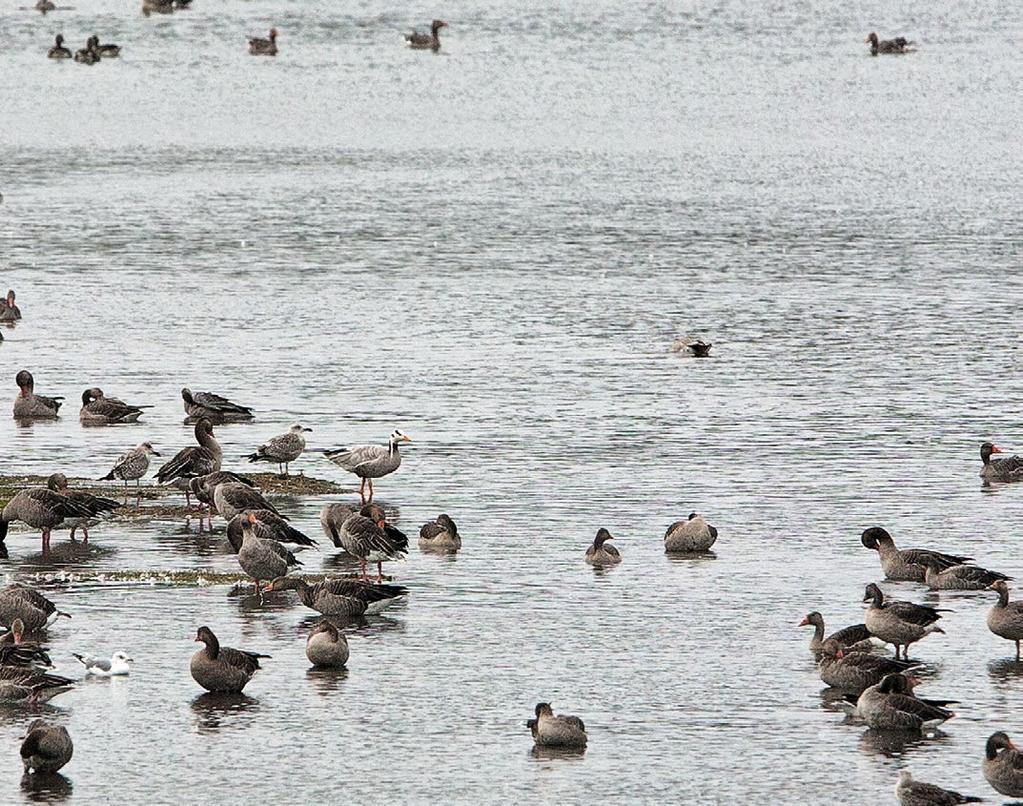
431 19 448 34
865 32 879 45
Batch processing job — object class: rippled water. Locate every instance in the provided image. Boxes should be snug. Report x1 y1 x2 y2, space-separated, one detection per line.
1 0 1022 801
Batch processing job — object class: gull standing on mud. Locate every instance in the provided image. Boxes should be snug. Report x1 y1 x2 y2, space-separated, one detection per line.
323 429 411 503
246 424 311 476
100 442 160 503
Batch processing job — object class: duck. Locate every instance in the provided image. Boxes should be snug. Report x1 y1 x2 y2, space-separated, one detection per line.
46 473 121 541
865 32 914 55
212 481 282 522
0 485 95 553
13 370 63 419
895 770 982 806
0 586 69 634
335 504 408 580
248 28 278 56
856 673 954 731
190 626 269 693
305 620 349 668
816 639 916 693
246 424 310 476
100 442 160 502
798 612 873 656
988 580 1023 660
863 583 946 659
236 512 301 595
47 35 72 58
73 38 99 64
0 290 21 321
980 442 1023 483
405 19 447 51
94 36 120 57
418 514 461 553
323 429 411 503
663 512 718 552
180 387 253 423
72 650 132 676
0 668 74 703
226 509 315 550
584 528 621 566
20 720 73 774
528 703 587 747
155 419 222 494
79 387 149 424
917 554 1009 591
860 526 971 582
265 576 407 618
985 732 1023 798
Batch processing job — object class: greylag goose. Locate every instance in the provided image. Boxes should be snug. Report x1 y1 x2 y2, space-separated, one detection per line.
73 39 99 64
319 503 359 548
917 554 1009 591
0 667 74 703
20 720 73 774
0 485 95 553
985 732 1023 798
863 583 946 659
306 620 349 667
94 36 120 57
155 419 222 497
663 513 718 552
72 651 132 676
246 424 310 475
322 429 411 503
866 32 914 55
895 771 982 805
528 703 587 747
190 626 269 693
0 587 69 633
46 473 121 541
405 19 447 50
980 442 1023 483
79 388 149 424
584 528 621 566
0 621 52 668
142 0 174 16
265 576 407 617
335 503 408 580
248 28 278 56
418 514 461 552
226 510 314 549
856 673 954 730
0 290 21 321
799 612 873 656
860 527 971 582
47 35 71 58
181 388 253 423
212 481 282 522
816 639 916 693
188 471 255 530
100 441 160 502
988 580 1023 659
236 512 302 595
13 370 62 419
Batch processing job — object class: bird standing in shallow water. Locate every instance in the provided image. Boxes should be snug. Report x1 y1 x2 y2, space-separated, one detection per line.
895 770 982 805
246 424 310 476
405 19 447 51
323 429 411 503
190 626 269 693
20 720 72 773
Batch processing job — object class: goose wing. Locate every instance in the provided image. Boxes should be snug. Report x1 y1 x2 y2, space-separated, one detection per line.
949 564 1010 585
901 547 972 568
156 446 215 483
885 692 953 722
64 489 121 516
192 391 252 416
18 489 95 521
218 646 269 676
86 398 144 420
885 600 944 626
420 520 446 540
827 624 872 646
323 443 387 472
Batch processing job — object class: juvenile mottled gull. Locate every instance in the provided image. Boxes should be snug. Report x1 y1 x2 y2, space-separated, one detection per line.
101 442 160 502
863 583 946 660
246 424 311 476
895 770 982 806
72 650 132 676
13 370 62 419
20 720 73 773
584 528 621 566
190 625 269 693
528 703 587 747
79 387 151 425
860 526 971 582
266 576 407 618
181 388 253 423
322 429 411 503
664 513 718 552
306 620 349 668
418 514 461 553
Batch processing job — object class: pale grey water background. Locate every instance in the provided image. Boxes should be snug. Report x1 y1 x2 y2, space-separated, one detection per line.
1 0 1022 802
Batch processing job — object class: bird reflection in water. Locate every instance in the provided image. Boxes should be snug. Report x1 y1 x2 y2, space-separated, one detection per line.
190 692 260 734
305 666 349 695
859 727 949 759
21 772 73 802
528 745 587 762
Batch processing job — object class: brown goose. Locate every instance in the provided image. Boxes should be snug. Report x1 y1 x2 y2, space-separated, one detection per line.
319 503 360 548
418 514 461 553
860 527 971 582
816 639 916 693
0 587 69 634
248 28 278 56
865 32 914 55
863 583 946 659
155 419 222 497
48 35 72 58
404 19 447 50
226 510 314 549
985 732 1023 798
265 576 407 618
322 429 411 503
980 442 1023 483
0 486 95 553
918 554 1009 591
0 290 21 320
663 513 718 552
584 528 621 566
246 425 310 475
895 770 982 805
0 619 52 669
20 720 73 774
528 703 587 747
335 504 408 580
189 470 255 530
46 473 121 541
988 580 1023 659
0 668 74 703
181 388 253 423
79 387 150 424
306 620 349 668
236 512 301 595
190 626 269 693
13 370 62 419
212 482 282 522
856 673 954 731
798 612 873 656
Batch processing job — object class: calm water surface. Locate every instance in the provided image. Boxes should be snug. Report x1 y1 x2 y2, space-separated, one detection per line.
1 0 1022 802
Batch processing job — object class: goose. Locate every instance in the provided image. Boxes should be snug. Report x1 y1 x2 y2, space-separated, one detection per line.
46 473 121 541
988 580 1023 660
528 703 587 747
72 650 132 676
405 19 447 51
248 28 278 56
985 732 1023 798
980 442 1023 483
798 612 874 656
246 424 310 475
0 290 21 321
188 470 255 529
237 512 301 595
13 370 62 419
0 667 74 703
895 770 983 805
418 514 461 552
856 673 954 731
917 555 1009 591
664 513 718 552
212 481 282 522
670 337 712 357
141 0 174 16
0 620 52 668
584 528 621 566
74 38 99 64
863 583 946 659
94 36 120 57
48 35 72 58
860 526 971 582
319 503 360 548
226 510 315 550
20 720 73 774
322 429 411 503
265 576 407 618
0 586 69 633
180 388 253 423
155 419 222 498
0 485 96 553
100 442 160 503
306 620 349 668
35 0 55 12
866 32 914 55
816 639 917 693
190 626 269 693
335 503 408 580
79 387 149 424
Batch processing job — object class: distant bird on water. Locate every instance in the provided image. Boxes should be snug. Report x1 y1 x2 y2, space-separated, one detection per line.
142 0 174 15
584 528 621 566
47 35 71 58
0 290 21 321
246 424 311 475
13 370 62 419
34 0 55 13
322 429 411 503
405 19 447 51
865 32 915 55
527 703 587 747
249 28 278 56
664 513 717 553
181 388 253 423
72 650 133 676
94 35 121 57
418 513 461 553
670 337 711 357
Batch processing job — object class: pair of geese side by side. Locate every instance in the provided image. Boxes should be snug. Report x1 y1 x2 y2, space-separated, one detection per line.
582 514 718 566
0 474 121 553
861 526 1009 590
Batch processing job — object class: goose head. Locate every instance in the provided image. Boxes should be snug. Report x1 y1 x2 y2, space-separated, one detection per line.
15 370 34 395
593 528 614 547
987 731 1016 759
860 527 892 550
194 626 219 658
981 442 1004 464
862 583 885 605
798 611 823 628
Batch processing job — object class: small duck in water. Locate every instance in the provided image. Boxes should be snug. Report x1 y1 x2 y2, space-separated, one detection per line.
248 28 277 55
94 35 121 57
73 37 99 64
48 35 72 58
405 19 447 51
865 32 915 55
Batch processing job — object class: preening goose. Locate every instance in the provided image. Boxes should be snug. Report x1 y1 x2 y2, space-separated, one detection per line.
664 513 717 552
181 388 253 423
306 620 349 668
985 732 1023 798
0 586 69 633
0 486 96 553
860 527 971 582
528 703 587 747
335 504 408 580
265 576 407 618
418 514 461 553
46 473 121 541
79 387 150 424
20 720 73 773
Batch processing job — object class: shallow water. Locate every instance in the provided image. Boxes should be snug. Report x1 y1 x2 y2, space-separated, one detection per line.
1 0 1022 802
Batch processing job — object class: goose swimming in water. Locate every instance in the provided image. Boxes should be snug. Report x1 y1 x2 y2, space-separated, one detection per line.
34 0 55 13
860 526 971 582
0 586 70 634
916 554 1009 591
13 370 62 419
93 36 120 57
142 0 174 15
895 770 983 806
100 441 160 503
0 485 95 554
323 429 411 503
0 290 21 321
246 424 310 475
405 19 447 51
980 442 1023 483
865 33 914 55
985 732 1023 798
79 387 151 424
664 513 717 552
856 673 954 731
418 514 461 553
335 504 408 581
798 612 873 657
155 419 222 498
306 620 349 668
584 528 621 566
265 576 407 618
863 583 946 659
181 388 253 423
73 38 99 64
528 703 587 747
190 626 269 693
47 35 71 58
248 28 278 55
987 580 1023 660
46 473 121 542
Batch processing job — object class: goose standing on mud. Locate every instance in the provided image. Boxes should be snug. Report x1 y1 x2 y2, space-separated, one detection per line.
265 576 407 618
13 370 62 419
306 620 349 668
212 481 281 522
47 35 71 58
190 626 269 693
664 513 717 552
0 586 69 633
79 387 150 424
980 442 1023 483
0 290 21 321
862 583 946 659
985 732 1023 798
895 770 982 806
181 388 253 423
405 19 447 51
335 504 408 581
248 28 278 55
860 526 972 582
155 419 222 500
418 514 461 553
20 720 73 773
0 485 95 554
236 512 301 595
323 429 411 503
917 554 1009 591
46 473 121 542
798 612 873 657
584 528 621 566
988 580 1023 660
856 673 953 731
528 703 587 747
246 424 310 476
100 441 160 503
